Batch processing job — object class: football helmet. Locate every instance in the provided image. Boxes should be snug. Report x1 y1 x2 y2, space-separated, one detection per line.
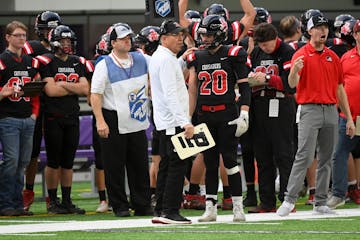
135 26 160 55
300 9 323 39
184 10 201 23
35 11 62 42
254 7 272 24
334 14 356 44
95 33 111 56
49 25 77 54
203 3 230 21
197 15 228 49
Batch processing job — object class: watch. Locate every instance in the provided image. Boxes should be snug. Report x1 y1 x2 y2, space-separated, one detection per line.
265 74 271 82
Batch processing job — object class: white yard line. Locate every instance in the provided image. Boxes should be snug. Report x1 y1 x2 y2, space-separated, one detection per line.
0 208 360 234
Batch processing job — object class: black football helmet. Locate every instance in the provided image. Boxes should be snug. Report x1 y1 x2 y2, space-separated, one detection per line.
49 25 77 54
197 14 228 49
300 9 323 39
95 33 111 56
254 7 272 24
184 10 201 23
35 11 62 42
334 14 356 44
135 26 160 55
203 4 230 21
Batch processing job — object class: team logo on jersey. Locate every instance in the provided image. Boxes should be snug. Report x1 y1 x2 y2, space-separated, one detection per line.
128 85 147 122
326 56 333 62
155 0 171 17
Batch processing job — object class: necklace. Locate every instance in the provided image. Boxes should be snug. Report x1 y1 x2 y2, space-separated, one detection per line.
111 52 133 79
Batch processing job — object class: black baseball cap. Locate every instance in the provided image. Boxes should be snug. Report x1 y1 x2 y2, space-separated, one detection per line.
307 15 329 31
159 20 187 35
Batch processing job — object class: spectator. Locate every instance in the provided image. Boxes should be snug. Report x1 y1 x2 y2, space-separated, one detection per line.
0 21 39 216
277 15 355 216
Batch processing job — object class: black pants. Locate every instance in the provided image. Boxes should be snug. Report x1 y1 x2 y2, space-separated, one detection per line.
251 96 295 209
100 109 150 213
198 105 243 197
155 127 188 215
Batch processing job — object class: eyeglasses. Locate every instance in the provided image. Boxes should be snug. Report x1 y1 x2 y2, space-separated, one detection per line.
10 33 27 38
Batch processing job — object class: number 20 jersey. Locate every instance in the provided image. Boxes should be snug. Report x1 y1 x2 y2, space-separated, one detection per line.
36 53 86 116
187 45 250 106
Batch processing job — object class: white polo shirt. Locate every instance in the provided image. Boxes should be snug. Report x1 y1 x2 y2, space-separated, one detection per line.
149 45 190 132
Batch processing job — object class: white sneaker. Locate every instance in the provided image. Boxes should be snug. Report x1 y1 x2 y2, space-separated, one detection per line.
326 196 345 209
276 201 295 217
313 205 336 215
232 197 246 222
96 201 109 213
198 200 217 222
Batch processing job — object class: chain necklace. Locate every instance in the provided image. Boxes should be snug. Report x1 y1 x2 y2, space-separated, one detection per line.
111 52 133 79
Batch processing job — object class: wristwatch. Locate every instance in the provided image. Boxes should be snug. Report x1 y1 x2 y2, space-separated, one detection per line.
265 74 271 82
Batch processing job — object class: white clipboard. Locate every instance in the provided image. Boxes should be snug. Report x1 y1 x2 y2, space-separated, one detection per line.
171 123 216 160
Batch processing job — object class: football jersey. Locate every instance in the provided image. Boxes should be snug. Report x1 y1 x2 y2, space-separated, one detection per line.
36 53 86 116
187 45 250 106
250 38 295 94
326 37 349 58
23 40 51 57
0 50 40 118
188 20 245 46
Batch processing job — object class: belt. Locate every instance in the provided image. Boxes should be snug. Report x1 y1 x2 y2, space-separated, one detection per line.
201 104 226 112
252 90 293 98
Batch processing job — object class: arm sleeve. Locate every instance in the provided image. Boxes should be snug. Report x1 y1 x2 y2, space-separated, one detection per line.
90 59 108 94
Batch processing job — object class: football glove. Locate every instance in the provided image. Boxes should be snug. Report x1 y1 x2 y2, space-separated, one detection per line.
228 110 249 137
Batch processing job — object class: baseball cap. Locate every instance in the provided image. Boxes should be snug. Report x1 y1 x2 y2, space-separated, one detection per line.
307 15 329 31
160 20 187 35
112 23 133 39
353 19 360 33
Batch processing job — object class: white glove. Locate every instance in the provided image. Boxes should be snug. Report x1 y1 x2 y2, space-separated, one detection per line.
228 110 249 137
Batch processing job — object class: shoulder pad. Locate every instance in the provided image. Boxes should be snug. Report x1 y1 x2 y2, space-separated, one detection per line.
36 54 53 65
85 60 95 73
0 59 6 70
227 45 245 56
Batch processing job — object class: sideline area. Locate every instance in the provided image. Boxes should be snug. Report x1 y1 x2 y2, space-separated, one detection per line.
1 208 360 234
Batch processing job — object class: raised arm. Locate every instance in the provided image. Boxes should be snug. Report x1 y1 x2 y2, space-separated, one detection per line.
239 0 256 38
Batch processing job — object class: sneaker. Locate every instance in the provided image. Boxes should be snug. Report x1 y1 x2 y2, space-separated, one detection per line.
243 192 257 207
313 205 336 215
96 200 109 213
151 211 162 224
23 189 35 211
233 198 246 222
276 201 295 217
221 197 233 210
158 213 192 224
62 201 86 214
305 194 315 205
348 188 360 204
47 200 68 214
114 210 131 217
183 194 205 210
248 205 276 214
198 201 217 222
326 196 345 209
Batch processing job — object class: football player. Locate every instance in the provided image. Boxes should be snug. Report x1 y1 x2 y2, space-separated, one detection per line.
36 25 89 214
187 15 251 222
22 10 62 212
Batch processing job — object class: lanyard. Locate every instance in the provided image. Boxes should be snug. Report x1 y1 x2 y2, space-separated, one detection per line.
111 52 133 79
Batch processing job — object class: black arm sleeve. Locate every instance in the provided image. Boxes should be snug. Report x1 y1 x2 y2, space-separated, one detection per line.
237 81 251 107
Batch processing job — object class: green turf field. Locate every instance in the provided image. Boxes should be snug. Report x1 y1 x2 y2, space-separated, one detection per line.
0 182 359 240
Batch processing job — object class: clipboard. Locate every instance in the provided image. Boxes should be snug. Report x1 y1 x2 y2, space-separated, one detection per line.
171 123 216 160
21 81 47 97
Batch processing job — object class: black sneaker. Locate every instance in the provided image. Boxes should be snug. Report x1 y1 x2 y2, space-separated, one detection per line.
62 201 86 214
158 213 191 224
48 200 68 214
243 192 258 207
